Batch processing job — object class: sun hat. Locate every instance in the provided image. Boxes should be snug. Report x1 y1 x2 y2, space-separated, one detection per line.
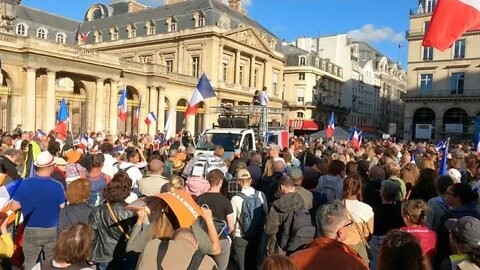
34 151 55 168
156 190 203 228
65 151 82 164
445 216 480 246
172 159 185 171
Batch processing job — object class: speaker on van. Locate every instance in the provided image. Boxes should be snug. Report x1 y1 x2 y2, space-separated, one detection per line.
232 117 249 128
218 117 233 128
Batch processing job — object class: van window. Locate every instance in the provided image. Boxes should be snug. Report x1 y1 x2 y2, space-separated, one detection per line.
196 133 242 152
242 133 253 152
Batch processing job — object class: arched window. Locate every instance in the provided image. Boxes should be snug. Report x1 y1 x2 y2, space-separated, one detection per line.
127 24 136 38
92 9 102 20
37 28 47 39
110 27 118 41
94 30 102 43
194 11 206 27
299 56 306 66
167 17 178 32
146 20 155 35
56 33 66 43
16 23 27 36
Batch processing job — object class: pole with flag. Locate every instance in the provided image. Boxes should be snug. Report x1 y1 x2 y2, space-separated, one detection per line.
144 112 157 126
54 98 69 140
326 112 335 139
438 138 450 176
423 0 480 51
118 86 128 122
185 73 216 117
133 96 141 131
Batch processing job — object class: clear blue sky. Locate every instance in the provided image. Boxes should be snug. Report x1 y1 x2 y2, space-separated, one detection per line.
22 0 416 68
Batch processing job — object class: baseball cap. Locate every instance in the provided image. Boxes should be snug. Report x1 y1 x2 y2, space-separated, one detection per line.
445 216 480 246
236 169 251 180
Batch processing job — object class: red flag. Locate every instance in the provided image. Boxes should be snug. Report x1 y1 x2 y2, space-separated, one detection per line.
54 122 67 140
423 0 480 51
184 103 199 118
326 112 335 138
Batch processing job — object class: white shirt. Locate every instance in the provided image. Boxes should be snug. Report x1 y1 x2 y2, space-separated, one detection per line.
231 187 268 237
118 162 143 189
259 90 269 106
345 199 374 223
101 153 117 179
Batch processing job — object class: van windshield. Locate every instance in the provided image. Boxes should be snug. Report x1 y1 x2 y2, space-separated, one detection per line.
196 133 242 152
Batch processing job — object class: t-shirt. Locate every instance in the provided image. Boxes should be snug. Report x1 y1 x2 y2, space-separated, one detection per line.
13 176 65 228
231 187 268 237
400 226 437 259
196 192 233 239
372 203 404 236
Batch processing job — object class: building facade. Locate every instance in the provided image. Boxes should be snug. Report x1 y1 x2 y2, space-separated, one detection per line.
404 0 480 142
282 44 345 134
0 0 285 136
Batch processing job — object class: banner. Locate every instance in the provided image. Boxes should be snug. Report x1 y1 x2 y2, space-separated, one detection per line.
415 124 432 139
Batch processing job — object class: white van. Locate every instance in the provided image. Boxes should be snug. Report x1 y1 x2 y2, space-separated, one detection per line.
195 128 256 160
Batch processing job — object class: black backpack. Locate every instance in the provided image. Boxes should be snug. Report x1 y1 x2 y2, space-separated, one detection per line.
278 207 316 254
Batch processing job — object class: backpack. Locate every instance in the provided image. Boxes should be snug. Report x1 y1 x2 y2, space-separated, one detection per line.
156 240 217 270
278 207 316 253
315 176 339 205
237 191 266 238
86 172 107 207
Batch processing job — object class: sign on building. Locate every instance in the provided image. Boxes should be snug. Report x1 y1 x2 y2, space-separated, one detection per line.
415 124 432 139
445 124 463 133
388 123 397 135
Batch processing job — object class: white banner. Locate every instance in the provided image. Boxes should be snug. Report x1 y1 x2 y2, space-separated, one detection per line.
445 124 463 133
415 124 432 139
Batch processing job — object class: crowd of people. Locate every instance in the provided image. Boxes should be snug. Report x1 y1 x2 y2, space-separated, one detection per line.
0 126 478 270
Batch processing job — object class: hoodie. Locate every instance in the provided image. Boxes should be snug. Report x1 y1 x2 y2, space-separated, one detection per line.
265 192 304 255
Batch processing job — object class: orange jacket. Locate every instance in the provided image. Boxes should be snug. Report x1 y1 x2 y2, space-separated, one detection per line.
290 237 368 270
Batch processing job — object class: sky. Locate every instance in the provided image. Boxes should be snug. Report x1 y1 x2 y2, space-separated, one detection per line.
22 0 415 69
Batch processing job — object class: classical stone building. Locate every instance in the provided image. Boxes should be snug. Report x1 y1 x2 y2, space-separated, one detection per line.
282 44 345 135
404 0 480 142
0 0 285 136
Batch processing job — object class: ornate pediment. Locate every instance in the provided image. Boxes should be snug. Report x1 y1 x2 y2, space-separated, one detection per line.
226 28 273 53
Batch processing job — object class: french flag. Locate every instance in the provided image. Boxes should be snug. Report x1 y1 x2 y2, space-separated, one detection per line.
80 133 89 149
350 128 361 150
37 129 46 139
439 139 450 175
144 112 157 125
133 96 141 127
326 112 335 138
118 86 128 122
423 0 480 51
54 98 69 140
0 180 22 210
435 140 447 152
185 74 216 117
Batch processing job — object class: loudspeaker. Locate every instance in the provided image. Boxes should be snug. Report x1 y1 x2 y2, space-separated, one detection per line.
218 117 232 128
232 117 249 128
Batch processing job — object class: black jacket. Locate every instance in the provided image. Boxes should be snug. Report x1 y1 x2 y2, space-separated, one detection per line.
89 202 136 264
0 156 20 184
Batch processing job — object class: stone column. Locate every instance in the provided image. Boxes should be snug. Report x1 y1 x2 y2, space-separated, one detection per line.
178 42 184 74
9 92 22 132
139 86 149 134
94 79 105 132
45 70 56 131
234 50 241 85
186 115 195 133
24 67 36 132
158 87 166 133
109 80 118 136
249 55 256 88
149 86 158 133
218 43 224 82
166 105 176 138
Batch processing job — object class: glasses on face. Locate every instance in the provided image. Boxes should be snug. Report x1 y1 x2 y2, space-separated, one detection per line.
340 220 354 230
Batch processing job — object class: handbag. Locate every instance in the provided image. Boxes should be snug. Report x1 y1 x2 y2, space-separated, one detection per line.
106 201 130 240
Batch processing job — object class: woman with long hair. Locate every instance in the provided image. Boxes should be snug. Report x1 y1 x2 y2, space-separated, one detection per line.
342 173 374 265
409 169 438 202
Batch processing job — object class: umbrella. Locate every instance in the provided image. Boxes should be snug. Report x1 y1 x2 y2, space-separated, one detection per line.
182 154 228 178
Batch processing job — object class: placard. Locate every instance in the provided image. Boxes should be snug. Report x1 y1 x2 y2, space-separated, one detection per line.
415 124 432 139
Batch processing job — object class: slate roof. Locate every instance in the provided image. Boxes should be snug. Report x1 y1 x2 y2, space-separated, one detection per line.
282 44 310 55
16 6 80 32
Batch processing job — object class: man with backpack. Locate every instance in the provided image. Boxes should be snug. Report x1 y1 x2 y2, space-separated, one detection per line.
265 175 315 256
231 169 268 270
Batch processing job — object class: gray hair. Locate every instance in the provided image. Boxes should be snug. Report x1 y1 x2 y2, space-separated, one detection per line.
5 148 20 157
316 200 347 238
168 149 178 158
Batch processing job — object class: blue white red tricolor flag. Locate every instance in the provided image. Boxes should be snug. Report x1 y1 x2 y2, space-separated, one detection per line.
185 74 216 117
349 128 362 150
0 180 21 209
133 96 141 127
423 0 480 51
144 112 157 125
54 98 69 139
435 140 447 152
326 112 335 138
118 86 128 122
438 139 450 176
37 130 46 139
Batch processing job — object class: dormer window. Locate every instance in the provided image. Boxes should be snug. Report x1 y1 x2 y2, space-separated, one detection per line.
94 30 102 43
37 28 47 39
16 23 27 36
299 56 306 66
110 27 118 41
193 11 206 28
146 20 155 35
56 33 66 43
167 17 178 32
127 24 136 38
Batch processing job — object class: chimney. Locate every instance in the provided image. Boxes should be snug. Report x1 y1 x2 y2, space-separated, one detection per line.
228 0 246 14
165 0 185 5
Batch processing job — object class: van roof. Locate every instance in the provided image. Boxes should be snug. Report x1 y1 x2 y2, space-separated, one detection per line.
204 128 251 134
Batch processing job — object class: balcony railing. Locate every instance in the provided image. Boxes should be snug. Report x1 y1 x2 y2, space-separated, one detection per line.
404 89 480 98
406 29 425 38
409 8 433 17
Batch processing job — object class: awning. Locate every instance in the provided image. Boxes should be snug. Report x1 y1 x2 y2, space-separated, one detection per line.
289 120 319 131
